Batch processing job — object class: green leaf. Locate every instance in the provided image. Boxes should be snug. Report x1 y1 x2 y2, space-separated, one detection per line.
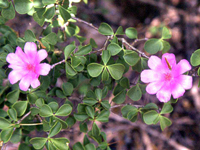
48 121 62 138
2 2 15 20
0 117 11 129
101 101 110 110
62 82 73 96
0 109 7 118
79 122 88 133
64 44 76 60
10 128 22 143
35 98 44 108
95 88 102 100
7 109 17 121
33 12 45 26
39 104 53 117
160 103 173 114
30 137 47 149
42 0 56 5
125 27 137 39
162 40 171 53
123 51 140 66
160 116 172 131
98 22 114 35
73 142 85 150
48 102 59 113
190 49 200 66
120 77 130 89
132 57 148 72
90 38 98 48
102 50 111 65
0 0 9 8
144 38 163 54
1 127 14 143
74 113 88 121
96 110 110 122
59 5 71 22
51 138 70 150
121 105 137 118
107 64 125 80
65 62 77 76
127 110 138 122
55 104 72 116
83 135 90 146
92 122 100 136
75 45 92 56
115 26 124 35
87 63 104 77
42 32 57 45
98 142 108 149
30 107 40 116
66 116 76 127
18 143 31 150
112 89 126 104
85 106 95 119
85 143 95 150
101 68 110 81
6 89 20 104
127 85 142 101
14 0 33 14
161 27 171 39
24 30 36 42
143 110 159 125
107 43 122 56
83 98 98 106
33 0 44 8
142 103 158 110
12 101 28 117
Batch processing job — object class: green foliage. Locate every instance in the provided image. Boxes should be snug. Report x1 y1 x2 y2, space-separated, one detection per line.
190 49 200 66
0 2 184 148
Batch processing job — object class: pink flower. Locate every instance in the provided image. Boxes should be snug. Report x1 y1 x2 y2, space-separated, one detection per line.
141 53 192 103
6 42 51 91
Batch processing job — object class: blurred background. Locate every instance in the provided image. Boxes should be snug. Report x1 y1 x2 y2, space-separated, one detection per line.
5 0 200 150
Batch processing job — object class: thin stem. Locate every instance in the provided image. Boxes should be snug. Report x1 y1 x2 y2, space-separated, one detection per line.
72 17 99 31
17 111 31 124
118 38 149 59
110 104 144 109
51 59 66 69
19 123 43 126
131 38 148 46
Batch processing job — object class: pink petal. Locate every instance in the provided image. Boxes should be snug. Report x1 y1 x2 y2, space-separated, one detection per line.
162 53 176 70
176 59 191 74
176 75 192 90
37 49 48 62
19 74 32 91
146 81 164 94
31 78 40 88
15 46 29 63
24 42 37 55
141 70 161 83
156 86 171 103
148 56 162 70
8 70 24 84
6 53 24 65
171 83 185 99
36 63 51 76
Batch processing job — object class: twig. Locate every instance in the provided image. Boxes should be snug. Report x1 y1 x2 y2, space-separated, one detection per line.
72 17 99 31
118 38 149 59
17 111 31 124
131 38 148 46
51 59 66 69
110 104 144 109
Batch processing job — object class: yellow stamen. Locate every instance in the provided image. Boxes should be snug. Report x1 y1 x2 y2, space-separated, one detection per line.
165 57 172 70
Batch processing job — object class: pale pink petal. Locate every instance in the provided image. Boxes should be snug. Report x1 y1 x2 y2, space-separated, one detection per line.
176 75 193 90
15 46 29 63
36 63 51 76
171 83 185 99
176 59 191 74
8 64 25 70
6 53 24 65
8 70 24 84
19 74 32 91
162 53 176 69
31 78 40 88
148 56 162 70
24 42 37 55
146 81 164 94
37 49 48 62
156 86 171 103
141 70 161 83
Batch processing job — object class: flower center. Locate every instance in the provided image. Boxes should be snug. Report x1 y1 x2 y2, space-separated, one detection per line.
26 64 35 72
164 73 172 81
